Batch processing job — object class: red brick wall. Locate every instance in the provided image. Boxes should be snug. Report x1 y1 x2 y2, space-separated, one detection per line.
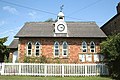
18 37 103 63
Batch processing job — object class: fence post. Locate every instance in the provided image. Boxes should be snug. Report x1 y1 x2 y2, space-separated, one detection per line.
19 63 21 75
85 65 87 76
62 64 64 77
1 63 5 75
44 64 47 77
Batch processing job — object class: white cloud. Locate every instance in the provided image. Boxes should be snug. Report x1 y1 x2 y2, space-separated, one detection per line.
3 6 18 14
0 20 5 26
28 11 37 19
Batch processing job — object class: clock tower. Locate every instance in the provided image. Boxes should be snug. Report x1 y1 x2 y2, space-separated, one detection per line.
54 11 67 37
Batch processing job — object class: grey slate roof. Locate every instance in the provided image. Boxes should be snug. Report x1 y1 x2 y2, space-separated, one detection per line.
15 22 106 38
8 39 18 49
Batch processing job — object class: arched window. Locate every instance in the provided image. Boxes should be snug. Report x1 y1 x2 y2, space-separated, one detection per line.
35 42 40 56
27 42 32 56
54 41 59 57
90 41 95 52
82 41 87 52
62 41 68 56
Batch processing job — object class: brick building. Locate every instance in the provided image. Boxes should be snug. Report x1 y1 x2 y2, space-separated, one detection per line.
9 11 106 63
101 2 120 36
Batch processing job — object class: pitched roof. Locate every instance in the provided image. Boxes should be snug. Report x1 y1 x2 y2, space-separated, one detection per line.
15 22 106 38
8 39 18 49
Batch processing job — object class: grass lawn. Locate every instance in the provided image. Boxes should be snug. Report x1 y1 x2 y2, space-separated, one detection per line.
0 76 112 80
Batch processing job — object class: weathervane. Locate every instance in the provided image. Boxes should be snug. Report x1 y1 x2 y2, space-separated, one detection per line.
60 5 64 12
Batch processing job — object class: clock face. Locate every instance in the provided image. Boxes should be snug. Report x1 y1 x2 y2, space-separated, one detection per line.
57 24 65 32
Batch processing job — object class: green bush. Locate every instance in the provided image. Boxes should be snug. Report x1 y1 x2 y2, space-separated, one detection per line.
24 55 47 63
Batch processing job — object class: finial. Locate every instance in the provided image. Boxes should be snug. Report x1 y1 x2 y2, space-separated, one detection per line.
60 5 64 12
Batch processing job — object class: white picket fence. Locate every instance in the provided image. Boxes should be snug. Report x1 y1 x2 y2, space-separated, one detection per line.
0 63 109 77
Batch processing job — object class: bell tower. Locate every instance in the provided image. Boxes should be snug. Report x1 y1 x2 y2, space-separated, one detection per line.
54 5 68 37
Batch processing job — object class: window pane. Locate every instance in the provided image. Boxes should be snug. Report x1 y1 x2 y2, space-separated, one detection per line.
83 45 86 48
63 42 67 49
91 49 94 52
28 50 31 55
36 49 39 56
82 41 87 52
100 54 104 61
83 49 86 52
28 45 31 49
79 54 85 62
94 54 99 62
63 50 67 55
86 54 92 62
55 45 58 48
36 46 39 49
55 50 59 56
54 42 59 56
90 46 94 48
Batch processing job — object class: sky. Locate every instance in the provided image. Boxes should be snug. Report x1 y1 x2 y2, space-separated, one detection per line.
0 0 120 45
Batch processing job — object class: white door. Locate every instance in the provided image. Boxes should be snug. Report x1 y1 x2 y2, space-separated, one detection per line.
13 51 18 63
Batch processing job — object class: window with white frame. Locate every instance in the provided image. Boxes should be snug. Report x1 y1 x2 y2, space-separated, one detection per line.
82 41 87 52
86 54 92 62
54 41 59 57
62 41 68 57
90 41 95 52
27 42 32 56
79 54 85 62
94 54 99 62
35 42 40 56
100 54 104 61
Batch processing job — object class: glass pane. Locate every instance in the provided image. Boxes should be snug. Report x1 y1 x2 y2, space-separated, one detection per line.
28 45 31 49
91 49 94 52
55 50 59 56
94 54 99 62
36 43 39 45
36 46 39 49
36 50 39 56
63 45 67 49
83 49 86 52
79 54 85 62
86 54 92 62
63 50 67 55
55 45 58 48
83 45 86 48
28 50 31 55
90 46 94 48
63 42 67 49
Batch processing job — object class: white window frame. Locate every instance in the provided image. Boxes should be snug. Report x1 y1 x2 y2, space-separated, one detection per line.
54 41 60 57
27 42 32 56
35 41 40 56
82 41 87 52
90 41 95 53
62 41 68 57
86 54 92 62
94 54 99 62
79 54 85 62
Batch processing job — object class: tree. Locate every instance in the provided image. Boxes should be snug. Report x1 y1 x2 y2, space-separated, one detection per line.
101 33 120 80
44 18 54 22
0 37 9 62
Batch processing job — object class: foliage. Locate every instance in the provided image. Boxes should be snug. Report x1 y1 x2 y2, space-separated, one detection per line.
44 18 54 22
24 55 47 63
100 33 120 80
0 37 9 62
4 55 9 63
0 37 8 54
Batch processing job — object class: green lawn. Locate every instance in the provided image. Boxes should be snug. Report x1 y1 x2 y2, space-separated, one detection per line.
0 76 112 80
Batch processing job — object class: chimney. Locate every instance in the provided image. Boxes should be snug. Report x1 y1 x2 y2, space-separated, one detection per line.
117 2 120 14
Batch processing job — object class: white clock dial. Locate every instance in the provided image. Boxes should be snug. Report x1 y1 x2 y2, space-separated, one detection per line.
57 24 65 32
